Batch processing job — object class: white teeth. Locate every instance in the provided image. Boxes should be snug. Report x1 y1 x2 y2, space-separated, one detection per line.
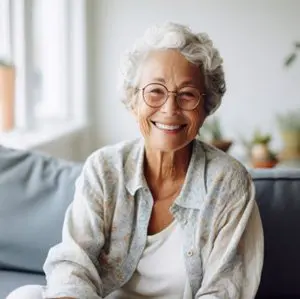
155 122 181 130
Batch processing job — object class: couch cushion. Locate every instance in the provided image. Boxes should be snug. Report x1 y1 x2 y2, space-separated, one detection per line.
250 168 300 299
0 146 82 274
0 270 45 298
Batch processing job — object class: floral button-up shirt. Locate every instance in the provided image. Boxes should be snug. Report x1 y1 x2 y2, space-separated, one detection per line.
43 138 263 299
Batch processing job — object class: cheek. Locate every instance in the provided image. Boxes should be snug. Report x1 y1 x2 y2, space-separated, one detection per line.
134 103 152 136
187 108 206 134
139 116 151 135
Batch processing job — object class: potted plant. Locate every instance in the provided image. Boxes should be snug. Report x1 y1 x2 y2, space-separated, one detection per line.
199 116 232 152
276 41 300 166
0 59 15 132
284 41 300 67
250 130 278 168
276 110 300 161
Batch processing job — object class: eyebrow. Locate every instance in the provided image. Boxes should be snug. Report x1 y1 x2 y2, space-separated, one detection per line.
151 77 166 84
151 77 197 87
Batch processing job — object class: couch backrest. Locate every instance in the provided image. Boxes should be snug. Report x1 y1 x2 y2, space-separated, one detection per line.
0 146 82 273
249 168 300 299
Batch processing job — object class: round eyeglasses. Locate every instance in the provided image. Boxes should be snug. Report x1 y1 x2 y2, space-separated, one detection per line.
139 83 205 111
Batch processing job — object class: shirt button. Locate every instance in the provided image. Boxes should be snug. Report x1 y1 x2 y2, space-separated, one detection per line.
187 250 194 257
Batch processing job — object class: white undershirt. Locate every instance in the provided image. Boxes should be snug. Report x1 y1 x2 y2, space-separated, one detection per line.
107 220 190 299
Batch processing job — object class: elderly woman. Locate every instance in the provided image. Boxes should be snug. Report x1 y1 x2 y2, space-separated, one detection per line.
7 22 263 299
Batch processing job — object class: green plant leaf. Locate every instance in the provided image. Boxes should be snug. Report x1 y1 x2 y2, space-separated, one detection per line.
276 109 300 131
251 129 272 145
284 52 297 67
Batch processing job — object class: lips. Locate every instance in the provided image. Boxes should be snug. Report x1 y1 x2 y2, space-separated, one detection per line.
151 121 186 131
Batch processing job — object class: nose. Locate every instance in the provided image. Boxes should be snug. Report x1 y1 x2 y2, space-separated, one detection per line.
160 92 180 115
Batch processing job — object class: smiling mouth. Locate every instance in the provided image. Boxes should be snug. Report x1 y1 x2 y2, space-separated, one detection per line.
151 121 187 131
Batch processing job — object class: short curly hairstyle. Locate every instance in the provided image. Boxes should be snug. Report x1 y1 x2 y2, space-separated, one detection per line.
119 22 226 115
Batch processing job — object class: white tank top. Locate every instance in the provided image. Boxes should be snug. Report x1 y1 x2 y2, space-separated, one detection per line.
107 220 191 299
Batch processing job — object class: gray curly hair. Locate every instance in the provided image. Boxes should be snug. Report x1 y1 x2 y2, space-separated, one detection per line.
120 22 226 115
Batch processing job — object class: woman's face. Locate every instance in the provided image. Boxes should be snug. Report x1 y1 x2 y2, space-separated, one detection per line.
132 49 206 152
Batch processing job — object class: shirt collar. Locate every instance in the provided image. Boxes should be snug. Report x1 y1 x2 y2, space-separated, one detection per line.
125 138 207 209
125 139 147 196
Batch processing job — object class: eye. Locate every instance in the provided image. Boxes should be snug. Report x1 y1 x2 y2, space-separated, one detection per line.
180 92 195 97
144 84 166 97
178 86 200 98
179 91 198 100
149 88 164 95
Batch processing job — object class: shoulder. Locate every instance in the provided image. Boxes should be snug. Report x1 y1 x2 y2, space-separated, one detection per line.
78 139 141 194
87 138 140 167
200 141 252 195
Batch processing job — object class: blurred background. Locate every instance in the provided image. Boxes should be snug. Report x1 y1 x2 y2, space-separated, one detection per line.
0 0 299 166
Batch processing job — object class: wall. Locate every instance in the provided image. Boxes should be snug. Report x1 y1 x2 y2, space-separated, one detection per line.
0 123 93 162
32 126 93 162
92 0 300 158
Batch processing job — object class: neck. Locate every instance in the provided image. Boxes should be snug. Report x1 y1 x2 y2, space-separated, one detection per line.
144 142 193 184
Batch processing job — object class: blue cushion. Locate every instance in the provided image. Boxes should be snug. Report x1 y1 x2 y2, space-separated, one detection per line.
0 146 82 273
250 168 300 298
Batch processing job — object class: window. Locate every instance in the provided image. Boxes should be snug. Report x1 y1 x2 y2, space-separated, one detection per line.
0 0 87 134
0 0 11 60
32 0 70 122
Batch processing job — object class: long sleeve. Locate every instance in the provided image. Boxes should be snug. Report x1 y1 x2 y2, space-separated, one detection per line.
195 171 264 299
43 156 105 299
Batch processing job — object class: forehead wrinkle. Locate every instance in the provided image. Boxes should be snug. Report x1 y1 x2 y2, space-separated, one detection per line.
139 50 203 89
147 77 199 89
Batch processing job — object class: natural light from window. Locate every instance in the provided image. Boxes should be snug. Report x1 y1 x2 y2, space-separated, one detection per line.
0 0 87 149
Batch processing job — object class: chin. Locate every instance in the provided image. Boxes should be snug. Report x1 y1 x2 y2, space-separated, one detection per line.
147 139 191 153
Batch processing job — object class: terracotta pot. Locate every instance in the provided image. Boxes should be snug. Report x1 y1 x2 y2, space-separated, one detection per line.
251 144 270 161
252 159 278 169
211 140 232 152
0 65 15 132
250 143 278 168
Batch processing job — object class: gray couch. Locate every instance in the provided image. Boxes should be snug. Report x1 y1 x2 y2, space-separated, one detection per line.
0 145 300 299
